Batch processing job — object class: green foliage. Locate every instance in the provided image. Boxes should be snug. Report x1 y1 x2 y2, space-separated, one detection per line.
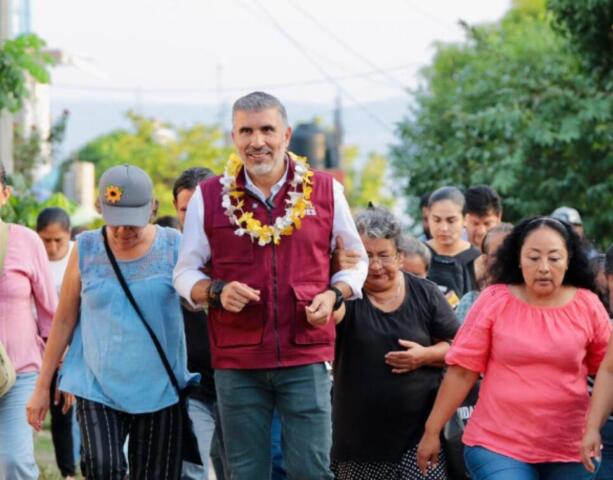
0 34 54 113
548 0 613 75
342 146 394 210
13 111 69 185
1 187 75 229
74 112 232 216
12 126 43 184
1 110 73 228
391 2 613 247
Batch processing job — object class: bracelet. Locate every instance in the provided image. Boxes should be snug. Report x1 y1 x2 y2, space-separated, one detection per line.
207 279 227 309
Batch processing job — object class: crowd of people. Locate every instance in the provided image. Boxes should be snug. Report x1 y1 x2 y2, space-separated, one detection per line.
0 91 612 480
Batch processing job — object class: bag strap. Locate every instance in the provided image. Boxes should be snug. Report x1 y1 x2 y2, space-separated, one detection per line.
0 220 9 276
101 226 181 396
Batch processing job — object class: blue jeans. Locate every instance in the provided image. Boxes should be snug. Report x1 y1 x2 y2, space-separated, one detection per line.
464 445 596 480
215 363 333 479
271 409 286 480
0 373 39 480
181 397 217 480
597 418 613 479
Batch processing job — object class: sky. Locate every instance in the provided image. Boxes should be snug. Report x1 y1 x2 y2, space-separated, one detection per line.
31 0 511 108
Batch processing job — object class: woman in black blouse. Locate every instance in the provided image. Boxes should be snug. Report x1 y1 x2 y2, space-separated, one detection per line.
331 207 459 480
426 187 481 303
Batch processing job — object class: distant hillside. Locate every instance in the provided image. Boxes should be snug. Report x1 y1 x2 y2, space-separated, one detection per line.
50 97 409 160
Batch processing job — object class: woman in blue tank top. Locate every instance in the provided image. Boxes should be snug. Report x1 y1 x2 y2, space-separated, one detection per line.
26 165 197 480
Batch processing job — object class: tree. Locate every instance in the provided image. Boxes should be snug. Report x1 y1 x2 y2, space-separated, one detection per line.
0 34 53 113
547 0 613 75
1 189 74 229
391 0 612 247
342 146 394 210
75 112 232 216
13 110 69 185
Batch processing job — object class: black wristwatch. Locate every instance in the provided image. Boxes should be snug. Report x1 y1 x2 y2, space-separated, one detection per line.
208 279 227 309
328 286 344 311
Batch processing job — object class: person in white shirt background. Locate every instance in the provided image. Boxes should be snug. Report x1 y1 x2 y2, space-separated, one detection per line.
36 208 79 480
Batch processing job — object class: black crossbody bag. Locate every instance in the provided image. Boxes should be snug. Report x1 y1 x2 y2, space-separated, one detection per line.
102 226 202 465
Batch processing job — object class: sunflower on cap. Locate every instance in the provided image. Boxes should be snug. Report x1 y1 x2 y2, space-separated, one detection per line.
105 185 123 204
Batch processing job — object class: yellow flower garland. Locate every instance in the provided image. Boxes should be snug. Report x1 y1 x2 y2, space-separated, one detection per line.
220 152 314 246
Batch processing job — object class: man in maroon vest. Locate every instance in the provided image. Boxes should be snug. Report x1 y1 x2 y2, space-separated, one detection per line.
173 91 367 479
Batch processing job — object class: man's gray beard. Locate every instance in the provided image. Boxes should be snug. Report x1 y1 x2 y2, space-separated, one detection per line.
250 162 274 176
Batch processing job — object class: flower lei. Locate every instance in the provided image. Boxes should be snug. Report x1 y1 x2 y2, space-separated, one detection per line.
220 152 314 246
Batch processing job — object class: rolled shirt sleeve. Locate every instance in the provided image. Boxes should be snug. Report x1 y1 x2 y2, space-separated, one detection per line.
329 179 367 300
173 190 211 309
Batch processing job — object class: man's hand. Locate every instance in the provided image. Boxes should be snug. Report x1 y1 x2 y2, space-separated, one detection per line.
331 236 361 273
220 281 261 313
384 339 429 374
306 290 336 327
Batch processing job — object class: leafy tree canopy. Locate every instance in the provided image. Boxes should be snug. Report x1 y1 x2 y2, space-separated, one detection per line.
548 0 613 75
392 0 612 247
0 34 54 113
74 112 232 217
342 146 394 210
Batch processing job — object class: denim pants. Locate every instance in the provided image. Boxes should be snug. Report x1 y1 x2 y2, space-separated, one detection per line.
0 373 38 480
596 418 613 480
215 363 333 480
464 445 596 480
270 409 287 480
181 397 217 480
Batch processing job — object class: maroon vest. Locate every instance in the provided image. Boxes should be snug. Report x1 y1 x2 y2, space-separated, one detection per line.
201 159 335 369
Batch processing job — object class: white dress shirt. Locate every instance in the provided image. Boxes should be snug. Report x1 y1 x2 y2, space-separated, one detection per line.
173 167 367 308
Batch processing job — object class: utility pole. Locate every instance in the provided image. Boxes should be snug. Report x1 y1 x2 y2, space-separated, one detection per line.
0 0 14 174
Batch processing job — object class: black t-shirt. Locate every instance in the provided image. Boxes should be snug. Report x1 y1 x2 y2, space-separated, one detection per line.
426 244 480 298
332 273 459 462
182 305 216 402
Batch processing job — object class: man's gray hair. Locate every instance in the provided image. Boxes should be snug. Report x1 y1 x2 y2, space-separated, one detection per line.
354 207 402 249
232 91 288 126
398 234 431 267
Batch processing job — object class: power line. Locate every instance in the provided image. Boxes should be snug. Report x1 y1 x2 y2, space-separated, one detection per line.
231 0 362 78
52 63 418 95
247 0 394 133
286 0 406 90
401 0 456 31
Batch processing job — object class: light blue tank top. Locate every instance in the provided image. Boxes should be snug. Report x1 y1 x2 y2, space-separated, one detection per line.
59 226 198 413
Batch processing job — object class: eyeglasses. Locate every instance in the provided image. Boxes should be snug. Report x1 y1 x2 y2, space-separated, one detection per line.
368 253 398 266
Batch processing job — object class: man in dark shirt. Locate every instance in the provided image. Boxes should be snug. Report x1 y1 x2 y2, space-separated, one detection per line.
172 167 221 480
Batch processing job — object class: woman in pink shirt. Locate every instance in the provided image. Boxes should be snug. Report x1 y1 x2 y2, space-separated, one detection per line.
417 217 611 480
0 164 58 479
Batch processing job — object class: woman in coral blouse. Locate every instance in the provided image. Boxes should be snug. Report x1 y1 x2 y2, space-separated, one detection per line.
0 163 59 479
417 217 611 480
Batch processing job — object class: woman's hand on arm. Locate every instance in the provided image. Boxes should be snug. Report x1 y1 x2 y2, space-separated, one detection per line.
384 339 450 373
417 365 480 475
26 246 81 432
331 235 362 274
